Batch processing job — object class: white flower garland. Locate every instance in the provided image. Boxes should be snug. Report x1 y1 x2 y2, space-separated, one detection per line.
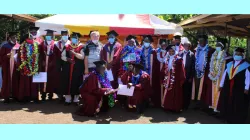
157 48 167 63
208 50 226 83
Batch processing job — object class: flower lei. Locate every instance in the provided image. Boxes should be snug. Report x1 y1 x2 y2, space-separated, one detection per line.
157 48 167 63
141 46 153 74
195 45 209 78
18 40 39 76
94 70 115 108
208 50 226 83
163 55 177 90
121 46 141 71
132 70 142 85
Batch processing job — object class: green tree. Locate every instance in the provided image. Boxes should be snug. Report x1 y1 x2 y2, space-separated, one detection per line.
156 14 247 55
0 14 53 42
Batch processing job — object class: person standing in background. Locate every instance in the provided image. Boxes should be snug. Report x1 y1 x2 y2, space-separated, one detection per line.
0 32 20 104
61 32 85 105
101 30 122 89
173 32 184 56
84 30 103 78
193 34 215 113
151 39 169 107
161 45 185 113
218 47 249 124
180 40 195 110
55 30 71 102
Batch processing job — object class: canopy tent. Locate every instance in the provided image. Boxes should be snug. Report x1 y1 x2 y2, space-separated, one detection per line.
35 14 183 36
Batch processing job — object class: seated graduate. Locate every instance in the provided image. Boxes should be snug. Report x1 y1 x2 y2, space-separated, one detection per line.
76 60 117 117
120 63 152 114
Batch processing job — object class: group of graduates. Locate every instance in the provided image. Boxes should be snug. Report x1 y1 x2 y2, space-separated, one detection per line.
0 26 249 124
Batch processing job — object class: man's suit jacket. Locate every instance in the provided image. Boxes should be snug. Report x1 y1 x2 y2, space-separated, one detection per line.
181 51 195 80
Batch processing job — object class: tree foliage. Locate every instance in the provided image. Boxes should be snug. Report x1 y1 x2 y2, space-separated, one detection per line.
156 14 247 55
0 14 248 56
0 14 53 42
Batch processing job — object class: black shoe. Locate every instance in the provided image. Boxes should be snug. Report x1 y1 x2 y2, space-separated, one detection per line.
64 102 71 106
41 98 46 102
48 97 53 101
73 102 79 106
3 99 10 104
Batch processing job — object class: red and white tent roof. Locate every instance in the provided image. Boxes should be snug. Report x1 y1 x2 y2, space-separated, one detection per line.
35 14 183 36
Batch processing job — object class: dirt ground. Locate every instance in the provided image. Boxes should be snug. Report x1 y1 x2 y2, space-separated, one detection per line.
0 97 228 124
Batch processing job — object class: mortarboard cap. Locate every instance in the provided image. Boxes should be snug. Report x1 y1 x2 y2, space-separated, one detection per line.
71 32 82 38
132 63 144 70
143 35 154 42
29 26 39 31
126 35 137 41
61 30 69 34
45 29 56 34
159 39 167 45
216 38 227 48
93 60 107 67
106 30 119 37
166 45 175 51
235 47 245 53
197 34 208 40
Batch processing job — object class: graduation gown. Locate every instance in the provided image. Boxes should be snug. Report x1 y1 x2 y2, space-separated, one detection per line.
151 49 167 107
193 46 215 108
0 42 20 99
61 44 84 95
55 40 71 94
161 57 186 112
78 72 110 116
120 71 152 109
218 60 250 123
17 38 42 101
208 51 233 111
101 42 122 89
39 40 61 93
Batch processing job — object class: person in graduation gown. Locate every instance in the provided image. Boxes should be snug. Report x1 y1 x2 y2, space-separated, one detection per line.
218 47 250 124
17 26 43 103
55 30 71 102
173 32 184 56
40 29 61 101
208 38 233 113
61 32 85 105
76 60 117 117
180 40 195 110
117 35 142 107
120 63 152 114
83 30 103 78
193 34 215 111
0 32 20 103
161 45 185 112
151 39 169 107
140 35 155 76
101 30 122 89
118 35 142 78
